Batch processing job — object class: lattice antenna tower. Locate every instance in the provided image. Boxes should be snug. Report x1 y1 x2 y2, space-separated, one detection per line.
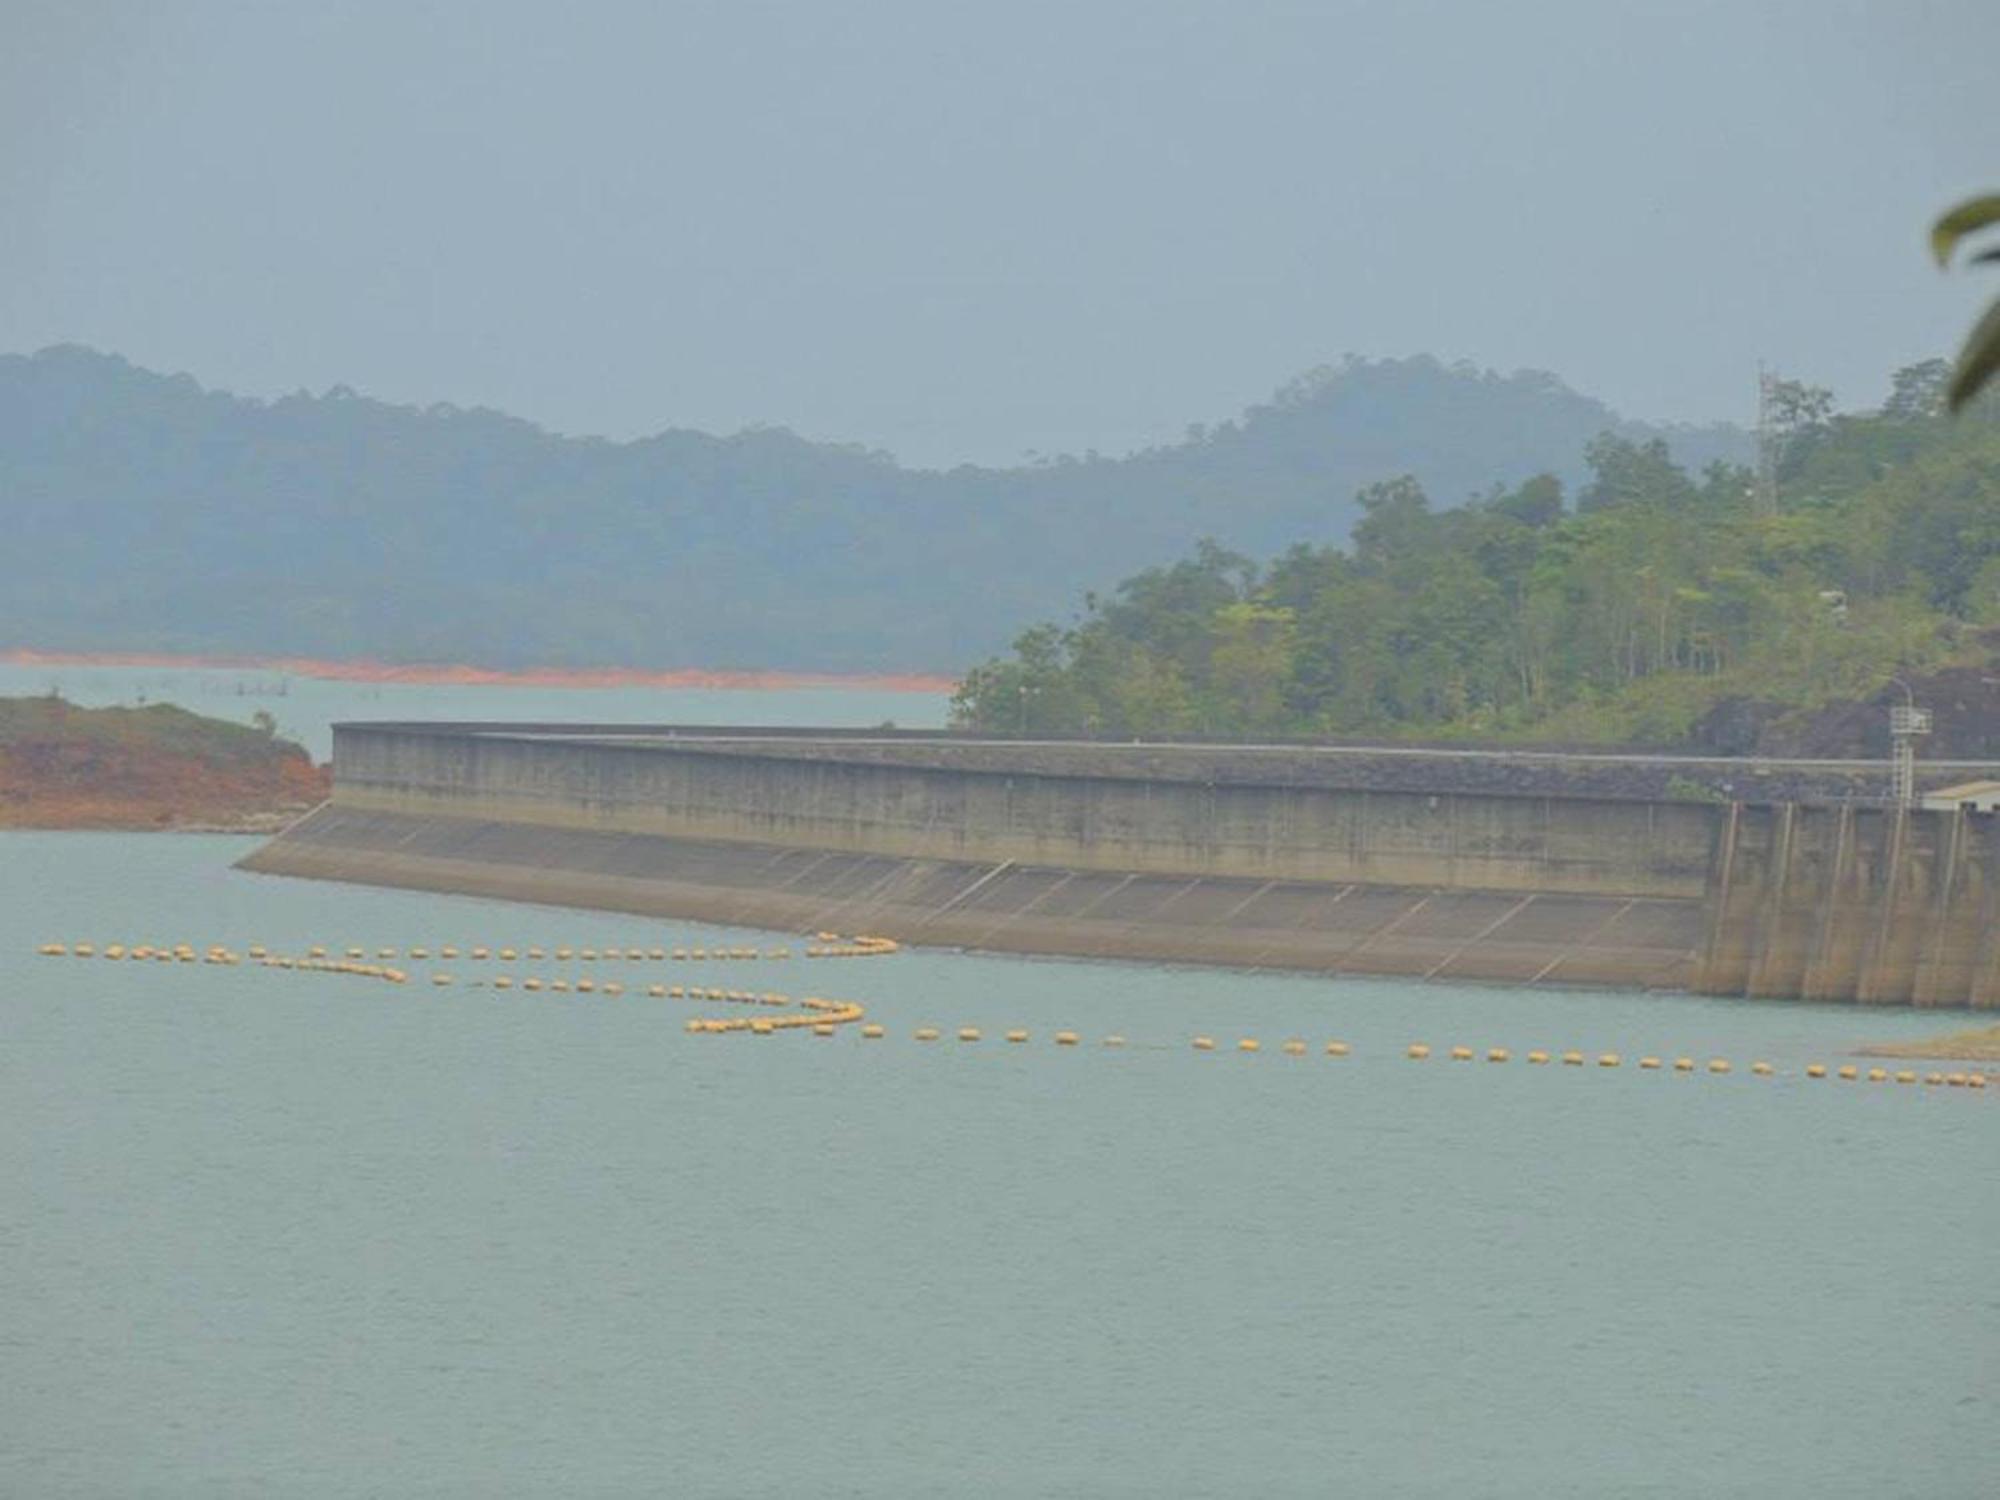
1753 363 1780 518
1889 702 1931 808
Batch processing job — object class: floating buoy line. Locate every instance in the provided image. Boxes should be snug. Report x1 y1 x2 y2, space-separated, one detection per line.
33 932 898 1035
31 937 1992 1097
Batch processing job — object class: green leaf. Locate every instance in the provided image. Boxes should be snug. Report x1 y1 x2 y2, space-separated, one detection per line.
1932 195 2000 267
1946 296 2000 412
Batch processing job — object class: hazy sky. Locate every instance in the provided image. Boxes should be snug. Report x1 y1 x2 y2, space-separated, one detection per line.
3 1 1992 466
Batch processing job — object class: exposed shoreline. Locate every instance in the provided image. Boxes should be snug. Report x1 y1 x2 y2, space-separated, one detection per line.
1857 1025 2000 1062
0 647 956 695
1 804 318 834
1 696 331 833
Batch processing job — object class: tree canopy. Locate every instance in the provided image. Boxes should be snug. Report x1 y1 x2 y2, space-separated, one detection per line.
952 364 2000 744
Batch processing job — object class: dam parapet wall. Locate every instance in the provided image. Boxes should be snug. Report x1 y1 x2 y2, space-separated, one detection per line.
240 724 2000 1007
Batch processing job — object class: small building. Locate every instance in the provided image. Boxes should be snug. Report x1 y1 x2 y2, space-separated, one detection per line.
1920 779 2000 812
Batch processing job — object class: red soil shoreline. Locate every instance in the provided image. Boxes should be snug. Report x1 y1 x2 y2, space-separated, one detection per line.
0 648 957 694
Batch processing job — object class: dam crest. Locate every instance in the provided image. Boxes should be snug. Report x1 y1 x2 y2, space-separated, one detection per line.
241 723 2000 1007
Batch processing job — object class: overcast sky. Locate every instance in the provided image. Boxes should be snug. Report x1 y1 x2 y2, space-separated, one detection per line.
3 1 1992 467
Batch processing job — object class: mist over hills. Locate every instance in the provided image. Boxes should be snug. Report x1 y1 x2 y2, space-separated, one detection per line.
0 346 1748 671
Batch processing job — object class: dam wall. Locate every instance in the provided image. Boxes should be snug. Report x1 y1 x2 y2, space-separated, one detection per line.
240 724 2000 1006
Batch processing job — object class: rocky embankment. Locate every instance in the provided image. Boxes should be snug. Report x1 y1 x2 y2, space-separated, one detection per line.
0 697 327 830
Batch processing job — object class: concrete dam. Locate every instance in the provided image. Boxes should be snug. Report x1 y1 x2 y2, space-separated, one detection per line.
241 723 2000 1007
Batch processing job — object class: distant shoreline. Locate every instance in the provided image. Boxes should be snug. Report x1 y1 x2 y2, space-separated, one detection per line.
0 648 957 695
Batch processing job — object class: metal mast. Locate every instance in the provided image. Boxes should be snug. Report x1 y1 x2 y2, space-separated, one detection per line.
1888 683 1931 808
1753 364 1780 518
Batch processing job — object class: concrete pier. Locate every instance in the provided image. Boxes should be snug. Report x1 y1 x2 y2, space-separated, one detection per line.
240 723 2000 1005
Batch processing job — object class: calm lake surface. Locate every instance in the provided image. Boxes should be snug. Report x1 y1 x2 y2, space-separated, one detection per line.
3 687 1996 1497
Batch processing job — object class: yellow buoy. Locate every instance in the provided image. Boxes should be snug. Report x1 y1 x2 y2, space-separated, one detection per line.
1239 1038 1261 1053
914 1027 941 1042
1450 1046 1474 1061
1968 1073 1987 1089
523 978 544 991
1526 1050 1550 1065
527 947 546 960
1005 1030 1029 1044
1487 1047 1510 1063
346 947 365 959
499 948 518 961
39 943 68 956
579 948 597 961
958 1027 981 1042
603 982 624 996
550 980 571 993
1283 1039 1307 1056
73 943 95 957
669 985 685 998
1945 1072 1967 1087
1895 1069 1917 1084
1193 1036 1217 1051
471 947 491 961
1098 1034 1122 1048
1708 1059 1731 1074
1597 1053 1620 1068
1407 1043 1431 1059
1325 1040 1351 1057
1866 1067 1887 1082
378 947 397 959
813 1023 836 1037
861 1024 885 1038
750 1019 774 1035
1561 1051 1584 1067
1924 1072 1945 1086
1674 1057 1695 1072
1836 1065 1858 1080
440 946 459 959
1805 1063 1826 1079
647 984 667 998
432 974 454 986
493 976 513 990
409 946 430 959
1639 1056 1661 1070
555 947 574 960
1751 1061 1774 1076
576 979 596 994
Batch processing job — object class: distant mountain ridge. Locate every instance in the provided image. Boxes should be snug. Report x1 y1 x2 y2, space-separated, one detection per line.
0 345 1748 670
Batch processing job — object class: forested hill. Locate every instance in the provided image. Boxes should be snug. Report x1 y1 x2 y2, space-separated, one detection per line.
0 345 1744 671
951 361 2000 751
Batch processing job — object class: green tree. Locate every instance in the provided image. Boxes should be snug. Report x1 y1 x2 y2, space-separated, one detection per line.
1933 195 2000 411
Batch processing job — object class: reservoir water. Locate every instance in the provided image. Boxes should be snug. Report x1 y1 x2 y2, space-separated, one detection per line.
3 688 1996 1497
